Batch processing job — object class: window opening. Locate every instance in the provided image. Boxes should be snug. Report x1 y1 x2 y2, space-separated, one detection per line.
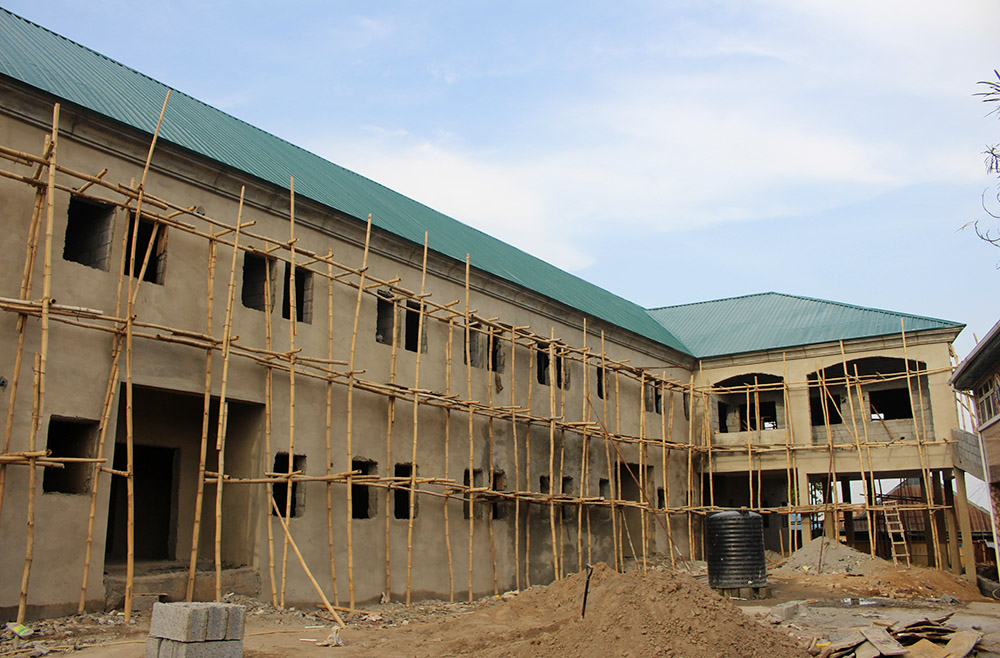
124 212 166 284
491 470 507 519
352 459 377 519
536 343 566 388
717 402 729 433
596 367 605 400
657 487 666 509
271 453 306 517
869 388 913 421
599 478 611 500
810 391 843 426
404 300 424 353
465 322 484 368
488 330 504 373
375 290 395 345
644 382 662 415
63 196 113 270
241 252 274 312
739 400 778 431
281 263 312 323
463 468 483 519
393 463 416 519
43 418 98 494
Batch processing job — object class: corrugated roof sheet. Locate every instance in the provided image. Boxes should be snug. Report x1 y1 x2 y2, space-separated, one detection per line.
0 8 690 355
647 292 963 358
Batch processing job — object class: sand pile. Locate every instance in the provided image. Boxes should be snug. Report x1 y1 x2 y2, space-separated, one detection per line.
776 537 887 575
344 564 808 657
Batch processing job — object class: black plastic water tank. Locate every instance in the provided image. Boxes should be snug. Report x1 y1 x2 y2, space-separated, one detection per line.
706 509 766 589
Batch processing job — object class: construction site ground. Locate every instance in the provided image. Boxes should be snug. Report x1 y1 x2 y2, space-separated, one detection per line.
4 540 1000 657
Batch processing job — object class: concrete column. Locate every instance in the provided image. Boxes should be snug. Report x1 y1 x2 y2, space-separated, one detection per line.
841 478 855 546
919 476 938 568
953 468 977 582
796 468 812 544
942 472 961 575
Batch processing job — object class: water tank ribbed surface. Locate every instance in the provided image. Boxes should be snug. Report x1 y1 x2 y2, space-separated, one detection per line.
706 510 766 589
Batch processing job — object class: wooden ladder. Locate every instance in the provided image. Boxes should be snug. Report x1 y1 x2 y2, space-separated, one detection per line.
883 504 910 567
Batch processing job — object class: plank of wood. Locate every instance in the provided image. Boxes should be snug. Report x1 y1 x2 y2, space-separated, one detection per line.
853 641 880 658
942 629 983 658
861 626 908 655
906 639 949 658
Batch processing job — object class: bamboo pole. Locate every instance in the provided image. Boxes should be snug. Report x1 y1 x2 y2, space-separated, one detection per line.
614 366 623 568
213 190 245 601
686 374 695 561
383 289 399 600
600 332 618 572
17 105 59 624
344 214 373 609
0 151 46 522
510 324 521 590
279 179 298 608
839 341 870 553
465 255 475 602
268 496 344 628
444 317 455 601
405 233 429 605
263 240 278 607
638 372 648 573
486 326 498 594
578 321 588 569
524 342 534 587
324 250 338 605
185 234 218 601
901 320 940 567
547 334 559 579
854 366 877 557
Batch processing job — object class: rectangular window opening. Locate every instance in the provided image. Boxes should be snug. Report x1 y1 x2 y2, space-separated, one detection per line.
463 468 483 519
63 196 114 271
739 400 778 431
351 459 377 519
536 343 566 388
644 382 662 415
869 388 913 421
43 418 98 494
488 330 504 373
599 478 611 500
657 487 666 509
491 470 507 519
596 367 605 400
810 391 843 426
271 452 306 517
124 212 166 284
718 401 730 433
241 252 274 312
465 322 484 368
393 463 416 519
561 476 575 520
404 300 424 353
375 290 395 345
281 263 313 323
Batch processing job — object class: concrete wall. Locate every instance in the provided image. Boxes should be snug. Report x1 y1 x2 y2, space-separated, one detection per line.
0 84 694 617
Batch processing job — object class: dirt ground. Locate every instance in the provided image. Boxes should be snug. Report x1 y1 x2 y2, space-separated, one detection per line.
4 543 999 657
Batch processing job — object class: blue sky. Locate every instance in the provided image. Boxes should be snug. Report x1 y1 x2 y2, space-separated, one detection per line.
5 1 999 359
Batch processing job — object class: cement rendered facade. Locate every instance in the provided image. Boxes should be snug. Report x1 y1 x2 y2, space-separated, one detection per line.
0 73 975 621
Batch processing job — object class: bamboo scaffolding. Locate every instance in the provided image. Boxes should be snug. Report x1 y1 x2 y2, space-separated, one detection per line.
443 317 455 601
343 215 373 609
0 111 968 617
324 250 339 606
16 104 59 625
405 233 429 605
212 191 245 601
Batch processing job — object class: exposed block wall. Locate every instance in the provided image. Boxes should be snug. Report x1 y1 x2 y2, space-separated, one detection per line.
147 603 246 658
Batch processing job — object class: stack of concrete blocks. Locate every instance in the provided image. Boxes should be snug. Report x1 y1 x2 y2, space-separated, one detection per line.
146 602 246 657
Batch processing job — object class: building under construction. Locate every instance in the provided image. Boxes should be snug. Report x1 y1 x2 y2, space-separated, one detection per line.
0 8 983 623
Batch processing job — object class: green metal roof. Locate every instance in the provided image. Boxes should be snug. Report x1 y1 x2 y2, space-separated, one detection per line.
0 8 690 355
647 292 963 358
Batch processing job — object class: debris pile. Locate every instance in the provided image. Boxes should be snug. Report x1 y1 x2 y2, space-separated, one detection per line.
776 538 886 576
346 563 810 657
806 613 982 658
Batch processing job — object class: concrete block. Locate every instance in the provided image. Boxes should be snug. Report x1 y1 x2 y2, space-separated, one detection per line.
225 605 245 640
204 605 228 641
150 602 209 642
148 638 243 658
770 600 807 621
146 636 162 658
